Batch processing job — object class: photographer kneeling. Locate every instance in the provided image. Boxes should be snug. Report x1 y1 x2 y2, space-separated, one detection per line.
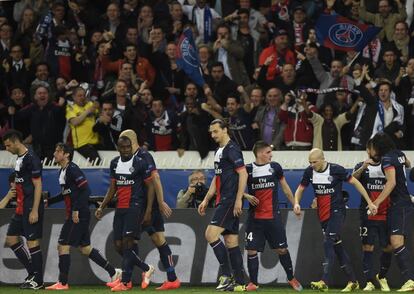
176 170 214 208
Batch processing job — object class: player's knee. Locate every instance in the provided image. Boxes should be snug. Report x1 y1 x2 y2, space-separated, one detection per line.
26 240 39 249
205 228 217 243
58 244 70 255
362 244 374 252
247 250 257 256
80 245 92 256
275 248 288 255
151 233 165 247
114 241 123 255
5 236 19 247
224 236 238 248
122 237 135 250
390 235 404 249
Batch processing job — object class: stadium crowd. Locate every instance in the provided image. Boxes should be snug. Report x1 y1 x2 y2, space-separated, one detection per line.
0 0 414 164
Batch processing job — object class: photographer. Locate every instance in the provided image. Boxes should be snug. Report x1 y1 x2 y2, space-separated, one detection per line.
176 170 213 208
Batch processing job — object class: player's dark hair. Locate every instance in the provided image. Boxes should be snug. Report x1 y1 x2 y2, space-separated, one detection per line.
56 143 74 161
2 129 23 143
371 133 396 157
238 8 250 16
210 119 228 130
366 138 374 149
211 61 224 70
118 136 132 145
253 140 272 157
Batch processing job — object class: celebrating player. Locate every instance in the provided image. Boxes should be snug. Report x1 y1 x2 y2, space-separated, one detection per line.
119 129 180 290
45 143 121 290
95 136 154 292
3 129 44 290
244 141 303 291
198 119 247 291
352 139 392 291
370 133 414 292
294 148 377 292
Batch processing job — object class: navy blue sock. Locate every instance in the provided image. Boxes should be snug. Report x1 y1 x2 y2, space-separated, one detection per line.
394 246 414 281
279 251 294 281
228 246 245 285
29 246 43 282
88 248 115 277
378 251 392 279
157 243 177 282
322 238 335 284
132 244 150 272
10 242 33 275
121 248 135 283
333 241 356 282
58 254 70 285
362 250 374 282
247 253 258 285
209 240 231 277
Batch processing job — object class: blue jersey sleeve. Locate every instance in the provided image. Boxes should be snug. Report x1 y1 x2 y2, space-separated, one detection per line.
109 158 118 179
336 165 351 182
300 167 312 187
228 145 245 171
272 162 284 180
382 155 395 171
29 154 42 178
353 162 363 173
134 156 152 182
143 153 157 178
69 164 88 189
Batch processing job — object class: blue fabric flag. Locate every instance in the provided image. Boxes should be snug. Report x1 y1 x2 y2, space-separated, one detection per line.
315 14 381 52
176 28 205 86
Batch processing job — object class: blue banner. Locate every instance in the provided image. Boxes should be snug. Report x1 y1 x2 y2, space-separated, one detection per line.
176 28 205 86
316 14 381 52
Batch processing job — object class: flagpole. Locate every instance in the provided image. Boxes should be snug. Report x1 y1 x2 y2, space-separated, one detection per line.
347 51 361 67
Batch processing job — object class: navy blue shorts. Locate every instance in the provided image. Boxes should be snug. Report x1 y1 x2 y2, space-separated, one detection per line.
321 209 345 240
7 206 44 240
210 203 239 235
142 209 165 236
360 219 389 248
245 211 287 252
387 206 413 236
113 207 144 241
58 218 91 247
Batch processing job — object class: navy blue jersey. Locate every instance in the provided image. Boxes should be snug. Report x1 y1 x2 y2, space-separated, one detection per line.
300 163 350 222
381 150 412 207
136 148 158 209
354 162 389 221
214 140 245 205
110 154 152 208
246 161 284 219
59 162 91 220
14 150 42 215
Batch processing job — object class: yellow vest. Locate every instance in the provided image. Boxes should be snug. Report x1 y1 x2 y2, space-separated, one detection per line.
66 101 99 148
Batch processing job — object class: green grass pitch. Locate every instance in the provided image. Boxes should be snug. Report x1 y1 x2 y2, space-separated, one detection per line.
0 285 391 293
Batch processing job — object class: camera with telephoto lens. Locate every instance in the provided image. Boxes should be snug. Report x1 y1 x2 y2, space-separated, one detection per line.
190 182 209 208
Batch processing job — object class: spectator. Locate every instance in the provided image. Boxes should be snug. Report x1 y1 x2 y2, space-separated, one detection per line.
393 21 411 64
66 87 101 163
279 92 316 150
178 0 221 44
253 88 285 149
198 44 212 77
13 7 37 55
303 94 361 151
30 62 56 99
146 99 183 152
0 23 12 60
258 61 298 94
287 5 312 50
207 61 238 107
358 0 406 42
99 3 127 47
176 170 212 208
306 46 355 108
92 100 117 150
3 44 31 91
213 23 249 86
374 45 401 82
6 85 31 141
12 85 65 162
258 28 296 81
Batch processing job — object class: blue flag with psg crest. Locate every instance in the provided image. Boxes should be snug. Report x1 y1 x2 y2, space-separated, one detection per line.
315 14 381 52
176 28 205 86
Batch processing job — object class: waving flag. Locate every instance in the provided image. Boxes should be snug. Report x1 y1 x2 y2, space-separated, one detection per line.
315 14 381 52
176 28 205 86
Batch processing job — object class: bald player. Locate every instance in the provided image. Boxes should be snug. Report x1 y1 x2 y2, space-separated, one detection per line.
294 148 377 292
119 130 180 290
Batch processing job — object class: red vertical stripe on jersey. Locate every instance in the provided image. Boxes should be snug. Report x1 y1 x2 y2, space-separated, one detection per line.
317 195 331 222
15 184 24 215
215 176 221 206
254 189 274 219
117 186 132 208
368 191 389 221
64 195 72 220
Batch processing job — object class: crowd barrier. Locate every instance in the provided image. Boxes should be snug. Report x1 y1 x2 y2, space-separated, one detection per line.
0 209 413 287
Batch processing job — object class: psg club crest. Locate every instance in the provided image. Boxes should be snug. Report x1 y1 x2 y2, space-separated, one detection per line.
269 168 274 173
328 176 333 182
129 167 135 173
328 23 363 48
179 38 198 69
